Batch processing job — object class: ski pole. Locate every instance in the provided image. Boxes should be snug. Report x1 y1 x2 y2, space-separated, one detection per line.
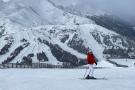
83 65 89 78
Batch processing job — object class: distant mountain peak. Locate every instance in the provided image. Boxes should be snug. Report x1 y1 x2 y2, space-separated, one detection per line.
0 0 135 66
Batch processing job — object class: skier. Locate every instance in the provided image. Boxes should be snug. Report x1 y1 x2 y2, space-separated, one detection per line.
85 51 97 79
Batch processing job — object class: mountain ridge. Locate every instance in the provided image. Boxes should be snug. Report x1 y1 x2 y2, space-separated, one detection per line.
0 0 135 66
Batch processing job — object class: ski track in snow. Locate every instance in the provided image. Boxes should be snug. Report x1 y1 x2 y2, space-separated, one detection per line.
0 67 135 90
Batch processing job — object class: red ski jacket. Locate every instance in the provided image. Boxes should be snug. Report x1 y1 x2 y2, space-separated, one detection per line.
87 53 97 65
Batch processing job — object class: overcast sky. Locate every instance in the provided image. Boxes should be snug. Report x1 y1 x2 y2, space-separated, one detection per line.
54 0 135 25
1 0 135 25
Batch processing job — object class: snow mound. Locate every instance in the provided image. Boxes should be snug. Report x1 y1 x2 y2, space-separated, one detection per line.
97 60 114 68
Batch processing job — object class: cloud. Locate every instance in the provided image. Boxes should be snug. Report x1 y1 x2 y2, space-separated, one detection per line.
54 0 135 25
91 0 135 25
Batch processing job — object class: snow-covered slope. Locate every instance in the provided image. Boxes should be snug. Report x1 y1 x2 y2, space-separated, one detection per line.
1 20 135 66
0 0 92 26
0 0 135 66
1 68 135 90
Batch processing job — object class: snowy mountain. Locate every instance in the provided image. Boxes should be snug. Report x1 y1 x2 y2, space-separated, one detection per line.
0 0 135 66
90 15 135 41
0 0 92 26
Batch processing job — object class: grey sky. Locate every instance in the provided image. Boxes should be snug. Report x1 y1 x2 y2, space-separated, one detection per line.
54 0 135 25
1 0 135 25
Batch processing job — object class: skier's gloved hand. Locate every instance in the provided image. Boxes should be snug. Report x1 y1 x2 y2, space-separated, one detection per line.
95 62 97 65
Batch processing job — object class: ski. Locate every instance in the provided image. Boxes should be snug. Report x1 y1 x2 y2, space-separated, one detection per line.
80 77 107 80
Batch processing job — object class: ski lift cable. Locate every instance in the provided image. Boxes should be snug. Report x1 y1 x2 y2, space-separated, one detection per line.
14 30 31 62
26 30 31 40
30 28 41 54
59 50 64 62
15 42 36 63
31 43 37 53
15 44 32 63
1 26 42 63
31 29 40 52
13 29 32 62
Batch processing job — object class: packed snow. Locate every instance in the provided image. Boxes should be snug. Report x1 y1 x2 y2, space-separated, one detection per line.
0 67 135 90
110 59 135 67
